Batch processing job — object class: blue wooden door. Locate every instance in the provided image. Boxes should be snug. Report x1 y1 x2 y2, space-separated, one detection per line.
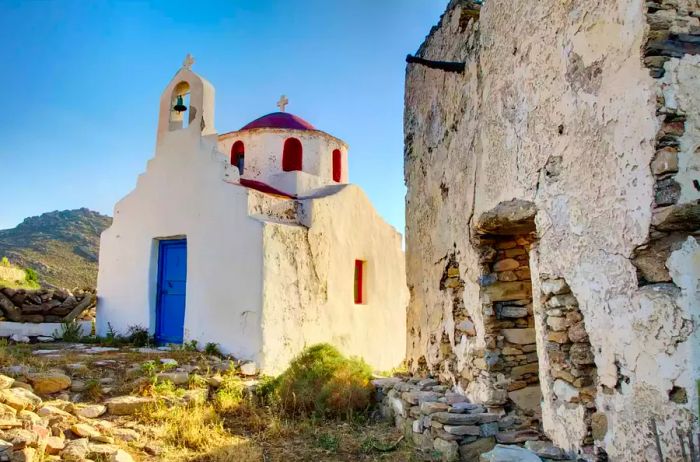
156 239 187 344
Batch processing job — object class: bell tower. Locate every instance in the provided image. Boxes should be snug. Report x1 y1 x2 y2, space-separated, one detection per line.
156 54 216 145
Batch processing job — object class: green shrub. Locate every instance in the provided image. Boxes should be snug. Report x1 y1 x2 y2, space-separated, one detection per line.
24 267 39 284
54 320 84 342
184 340 199 351
126 325 152 347
204 342 222 357
0 257 9 267
274 343 373 419
214 374 246 411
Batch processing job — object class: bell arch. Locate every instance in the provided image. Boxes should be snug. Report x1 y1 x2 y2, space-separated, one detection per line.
156 55 216 145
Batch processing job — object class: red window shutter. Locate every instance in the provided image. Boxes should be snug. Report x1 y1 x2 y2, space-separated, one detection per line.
282 138 303 172
354 260 364 304
332 149 342 182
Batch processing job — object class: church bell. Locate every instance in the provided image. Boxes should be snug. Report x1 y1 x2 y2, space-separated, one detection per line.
173 95 187 113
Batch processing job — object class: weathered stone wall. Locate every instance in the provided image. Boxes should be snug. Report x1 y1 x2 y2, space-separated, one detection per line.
0 288 95 323
405 0 699 458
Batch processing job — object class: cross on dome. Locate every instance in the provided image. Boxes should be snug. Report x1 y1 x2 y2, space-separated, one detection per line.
183 54 195 70
276 95 289 112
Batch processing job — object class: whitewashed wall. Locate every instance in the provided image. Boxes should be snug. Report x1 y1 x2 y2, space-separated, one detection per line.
258 185 408 375
218 129 349 191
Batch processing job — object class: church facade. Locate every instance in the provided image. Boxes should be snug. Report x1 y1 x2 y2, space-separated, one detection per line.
96 57 407 374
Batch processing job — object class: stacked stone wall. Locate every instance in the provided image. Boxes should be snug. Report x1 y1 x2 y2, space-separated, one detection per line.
470 234 540 422
0 288 95 323
633 0 700 285
374 376 568 462
539 277 600 451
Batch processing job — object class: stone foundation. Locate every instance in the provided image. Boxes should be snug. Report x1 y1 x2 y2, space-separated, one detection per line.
374 376 576 461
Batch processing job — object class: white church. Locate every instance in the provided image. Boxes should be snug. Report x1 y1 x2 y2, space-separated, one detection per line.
96 56 408 374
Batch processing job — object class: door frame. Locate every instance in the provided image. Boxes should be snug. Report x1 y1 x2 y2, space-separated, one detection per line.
155 238 188 344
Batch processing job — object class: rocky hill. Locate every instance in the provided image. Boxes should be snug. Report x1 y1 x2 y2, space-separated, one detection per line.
0 209 112 289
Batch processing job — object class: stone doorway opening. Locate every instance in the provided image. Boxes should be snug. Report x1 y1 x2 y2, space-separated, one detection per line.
473 200 542 428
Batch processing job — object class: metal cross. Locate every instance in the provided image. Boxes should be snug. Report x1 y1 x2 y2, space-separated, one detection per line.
276 95 289 112
183 54 195 70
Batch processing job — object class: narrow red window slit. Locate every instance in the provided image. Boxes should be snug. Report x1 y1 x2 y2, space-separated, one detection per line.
231 141 245 174
332 149 342 182
282 138 303 172
354 260 365 304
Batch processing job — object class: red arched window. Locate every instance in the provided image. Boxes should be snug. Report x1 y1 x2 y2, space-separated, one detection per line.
332 149 342 182
231 141 245 174
282 138 303 172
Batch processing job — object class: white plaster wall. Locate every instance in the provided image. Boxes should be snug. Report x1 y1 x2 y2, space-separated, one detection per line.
258 184 408 375
98 122 266 362
0 321 92 338
218 129 349 191
404 0 699 458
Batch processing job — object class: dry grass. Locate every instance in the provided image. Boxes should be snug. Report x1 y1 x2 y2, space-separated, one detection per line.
0 343 426 462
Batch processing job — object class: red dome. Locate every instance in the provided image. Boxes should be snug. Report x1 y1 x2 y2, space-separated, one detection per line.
240 112 315 131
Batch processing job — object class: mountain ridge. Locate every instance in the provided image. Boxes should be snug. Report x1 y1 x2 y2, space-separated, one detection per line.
0 208 112 289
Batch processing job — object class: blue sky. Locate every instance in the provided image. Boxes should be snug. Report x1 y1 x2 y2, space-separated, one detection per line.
0 0 445 232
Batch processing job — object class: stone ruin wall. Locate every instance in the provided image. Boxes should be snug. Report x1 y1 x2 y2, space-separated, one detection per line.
404 0 699 459
0 288 96 323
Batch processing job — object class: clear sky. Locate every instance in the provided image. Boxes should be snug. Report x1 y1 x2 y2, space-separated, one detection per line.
0 0 445 231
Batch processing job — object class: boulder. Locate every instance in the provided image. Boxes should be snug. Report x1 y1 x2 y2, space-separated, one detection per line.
45 436 65 455
74 404 106 419
0 293 22 322
110 449 135 462
9 447 35 462
460 437 496 462
157 372 189 385
0 375 14 390
433 437 459 462
0 388 42 411
71 423 101 439
240 362 258 376
111 428 140 443
104 396 154 415
37 405 72 418
9 335 29 344
60 438 89 461
480 444 542 461
524 441 568 460
27 373 71 394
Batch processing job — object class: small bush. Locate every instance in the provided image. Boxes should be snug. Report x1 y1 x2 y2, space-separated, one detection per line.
54 320 84 342
184 340 199 352
316 433 339 452
0 257 9 267
84 379 103 400
126 325 152 347
274 343 373 419
24 267 39 285
214 374 246 411
204 342 222 357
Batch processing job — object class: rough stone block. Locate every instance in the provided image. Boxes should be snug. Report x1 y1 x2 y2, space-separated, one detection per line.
433 437 459 462
443 424 481 436
502 328 535 345
484 282 532 302
499 306 528 318
507 385 542 412
459 437 496 462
